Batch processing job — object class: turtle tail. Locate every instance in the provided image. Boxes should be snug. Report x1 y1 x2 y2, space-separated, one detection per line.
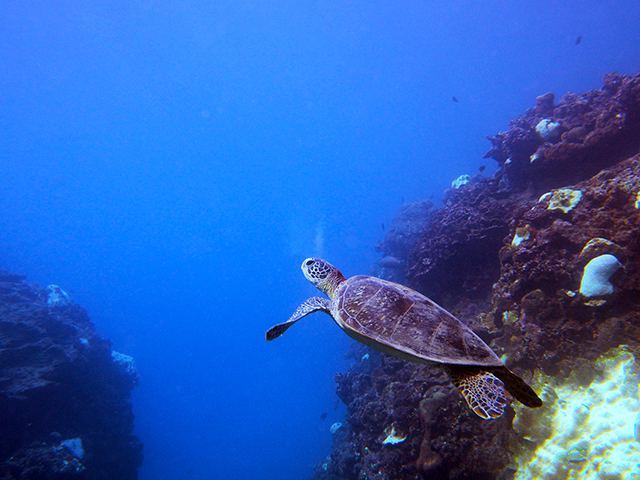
489 366 543 409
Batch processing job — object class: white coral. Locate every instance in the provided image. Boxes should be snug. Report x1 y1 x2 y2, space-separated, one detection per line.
112 351 138 375
451 174 470 189
535 118 561 140
579 254 622 298
47 285 71 306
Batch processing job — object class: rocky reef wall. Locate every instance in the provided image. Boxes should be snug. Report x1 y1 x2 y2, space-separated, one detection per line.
312 72 640 480
484 72 640 191
0 273 142 480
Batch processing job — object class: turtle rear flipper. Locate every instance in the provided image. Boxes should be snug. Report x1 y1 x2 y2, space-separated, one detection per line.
444 365 507 419
490 366 543 409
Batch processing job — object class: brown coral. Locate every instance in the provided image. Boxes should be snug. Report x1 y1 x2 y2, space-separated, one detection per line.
485 72 640 191
312 74 640 480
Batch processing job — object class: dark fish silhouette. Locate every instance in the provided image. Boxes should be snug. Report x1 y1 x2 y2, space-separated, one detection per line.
575 35 582 45
320 412 328 421
479 165 486 172
381 223 385 231
452 96 459 103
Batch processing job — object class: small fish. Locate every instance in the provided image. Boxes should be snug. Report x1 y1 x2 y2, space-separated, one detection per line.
320 412 328 421
452 96 459 103
575 35 582 45
381 223 385 231
479 165 486 172
401 196 405 204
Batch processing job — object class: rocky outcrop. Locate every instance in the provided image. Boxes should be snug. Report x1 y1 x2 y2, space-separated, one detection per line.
376 201 434 260
312 344 519 480
484 72 640 191
489 154 640 378
311 72 640 480
374 201 434 284
0 273 142 480
405 177 528 307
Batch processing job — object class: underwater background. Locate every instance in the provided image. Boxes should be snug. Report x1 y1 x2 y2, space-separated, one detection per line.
1 1 640 479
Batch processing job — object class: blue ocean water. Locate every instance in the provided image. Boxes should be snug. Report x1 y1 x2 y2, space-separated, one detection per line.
0 1 639 479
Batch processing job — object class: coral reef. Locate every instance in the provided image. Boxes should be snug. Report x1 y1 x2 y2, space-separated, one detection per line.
0 272 142 480
375 200 433 283
484 72 640 191
311 72 640 480
512 348 640 480
491 154 640 376
405 175 527 307
376 201 434 260
312 344 517 480
451 175 471 189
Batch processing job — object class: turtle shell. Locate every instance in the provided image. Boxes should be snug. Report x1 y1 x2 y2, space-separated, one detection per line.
334 276 503 367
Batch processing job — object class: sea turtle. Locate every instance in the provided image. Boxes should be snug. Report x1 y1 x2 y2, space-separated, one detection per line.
266 258 542 419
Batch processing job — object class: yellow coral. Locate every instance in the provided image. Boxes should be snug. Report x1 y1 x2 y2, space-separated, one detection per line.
547 189 583 213
512 225 531 247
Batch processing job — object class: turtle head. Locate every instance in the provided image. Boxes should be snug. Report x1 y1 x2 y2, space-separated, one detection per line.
302 258 346 300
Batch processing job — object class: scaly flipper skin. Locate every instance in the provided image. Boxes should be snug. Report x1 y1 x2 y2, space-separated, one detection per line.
444 365 508 420
266 296 331 341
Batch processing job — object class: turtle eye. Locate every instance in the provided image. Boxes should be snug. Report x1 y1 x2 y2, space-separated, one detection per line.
305 260 315 266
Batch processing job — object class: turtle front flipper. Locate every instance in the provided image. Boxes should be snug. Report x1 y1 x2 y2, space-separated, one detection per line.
266 296 331 341
443 365 508 420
